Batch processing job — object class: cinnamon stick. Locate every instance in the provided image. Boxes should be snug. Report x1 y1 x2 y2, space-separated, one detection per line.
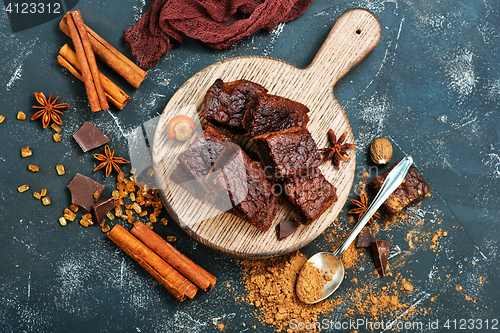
60 15 147 88
107 224 198 301
64 11 109 112
131 221 216 291
58 44 130 110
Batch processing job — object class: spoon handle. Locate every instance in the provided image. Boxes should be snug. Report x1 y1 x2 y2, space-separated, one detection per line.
333 156 413 257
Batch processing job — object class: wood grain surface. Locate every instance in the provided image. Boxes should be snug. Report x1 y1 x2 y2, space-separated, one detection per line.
152 8 381 259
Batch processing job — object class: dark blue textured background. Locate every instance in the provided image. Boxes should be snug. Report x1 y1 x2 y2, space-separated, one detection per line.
1 0 498 332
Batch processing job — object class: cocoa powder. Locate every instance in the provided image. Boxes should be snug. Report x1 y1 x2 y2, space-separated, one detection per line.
295 261 327 303
233 170 439 331
238 252 335 332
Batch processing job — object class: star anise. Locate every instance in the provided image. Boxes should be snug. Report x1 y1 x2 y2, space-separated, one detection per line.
31 92 70 128
348 192 380 224
93 145 130 177
321 129 356 169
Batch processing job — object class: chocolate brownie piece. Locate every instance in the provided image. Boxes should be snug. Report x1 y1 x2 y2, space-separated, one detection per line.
231 161 277 232
170 125 237 201
202 79 267 129
282 167 337 225
242 93 310 138
205 145 248 206
369 164 430 216
251 127 322 178
205 144 277 232
170 163 207 201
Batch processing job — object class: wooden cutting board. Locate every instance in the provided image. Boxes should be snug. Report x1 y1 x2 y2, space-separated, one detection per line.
152 8 381 259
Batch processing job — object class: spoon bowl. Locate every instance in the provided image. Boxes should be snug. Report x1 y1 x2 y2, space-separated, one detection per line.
296 157 414 304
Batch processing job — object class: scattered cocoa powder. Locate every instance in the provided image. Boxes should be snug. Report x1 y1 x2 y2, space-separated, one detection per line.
238 252 335 332
232 171 442 331
341 241 360 269
321 216 420 321
429 228 443 251
402 278 414 292
404 215 446 253
234 225 420 331
339 273 413 321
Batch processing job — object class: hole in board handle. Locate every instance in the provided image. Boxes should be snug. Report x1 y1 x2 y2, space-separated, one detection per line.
356 29 362 34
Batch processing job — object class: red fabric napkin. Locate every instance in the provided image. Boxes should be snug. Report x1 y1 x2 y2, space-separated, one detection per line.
124 0 314 69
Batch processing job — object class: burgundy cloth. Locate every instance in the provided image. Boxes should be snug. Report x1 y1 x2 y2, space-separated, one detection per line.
124 0 314 69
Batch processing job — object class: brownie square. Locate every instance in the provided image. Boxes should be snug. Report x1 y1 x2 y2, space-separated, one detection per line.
205 144 277 232
231 160 277 232
170 125 237 201
205 145 248 206
369 164 430 216
282 167 337 225
242 93 310 138
170 163 207 201
202 79 267 129
251 127 322 178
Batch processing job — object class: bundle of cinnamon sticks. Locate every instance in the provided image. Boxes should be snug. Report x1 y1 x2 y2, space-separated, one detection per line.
58 10 147 111
107 221 216 301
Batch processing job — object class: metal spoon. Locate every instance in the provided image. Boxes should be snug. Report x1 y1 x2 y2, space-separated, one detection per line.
296 156 414 304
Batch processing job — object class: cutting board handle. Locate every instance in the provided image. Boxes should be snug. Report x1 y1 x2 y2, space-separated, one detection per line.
306 8 381 86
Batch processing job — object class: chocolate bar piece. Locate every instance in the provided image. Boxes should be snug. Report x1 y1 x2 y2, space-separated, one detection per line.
242 94 309 138
369 164 430 216
91 196 115 225
252 127 322 179
276 220 300 240
170 125 237 201
281 167 337 224
67 173 105 213
205 144 277 231
202 79 267 129
372 240 390 277
73 122 110 152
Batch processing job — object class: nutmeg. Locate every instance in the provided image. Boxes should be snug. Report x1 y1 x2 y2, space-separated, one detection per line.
167 115 195 141
370 137 393 165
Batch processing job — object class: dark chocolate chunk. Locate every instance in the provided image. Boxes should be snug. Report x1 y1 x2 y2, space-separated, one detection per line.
369 163 430 216
91 196 115 225
73 122 110 152
243 93 309 138
281 167 337 225
356 227 375 248
67 173 105 213
202 79 268 129
371 240 390 277
276 220 300 240
251 127 322 179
